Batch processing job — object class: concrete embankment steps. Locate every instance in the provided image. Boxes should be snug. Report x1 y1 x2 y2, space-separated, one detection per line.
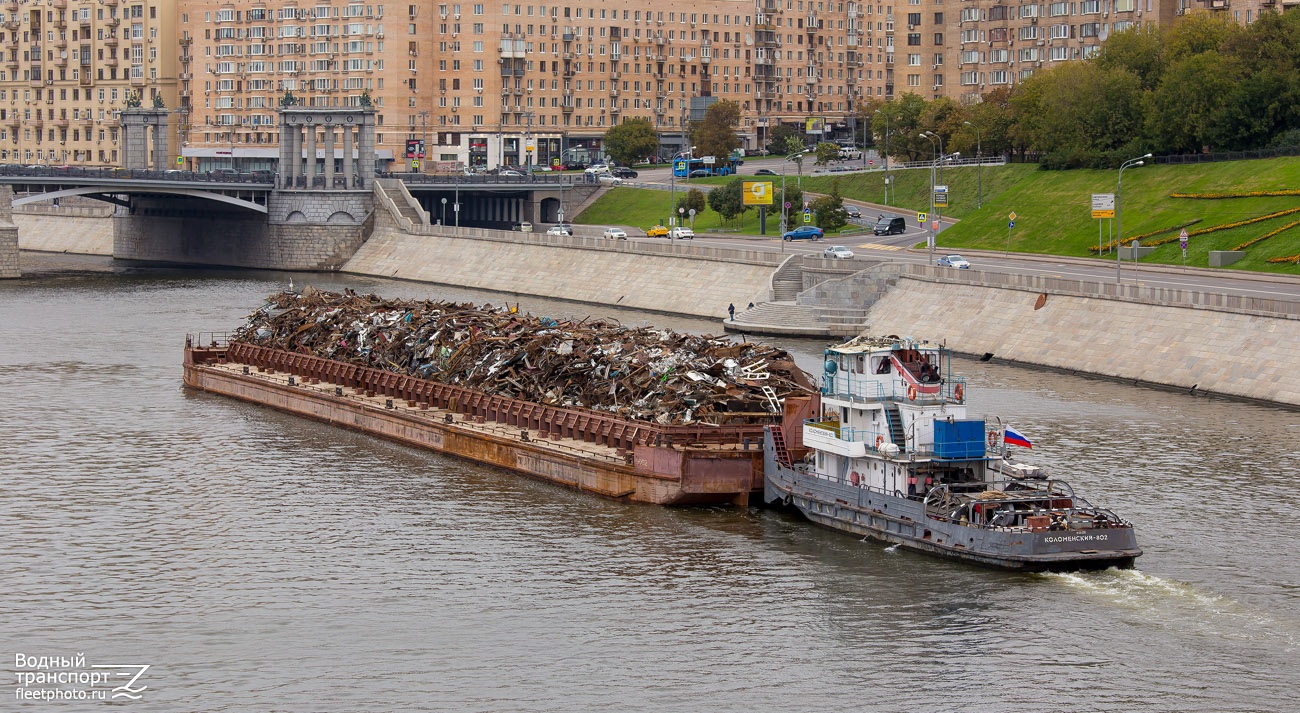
375 179 427 226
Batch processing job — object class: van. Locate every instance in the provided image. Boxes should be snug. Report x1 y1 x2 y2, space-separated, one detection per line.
873 217 907 235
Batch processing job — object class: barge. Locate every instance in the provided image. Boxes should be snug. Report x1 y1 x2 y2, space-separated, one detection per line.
764 335 1141 571
183 291 817 506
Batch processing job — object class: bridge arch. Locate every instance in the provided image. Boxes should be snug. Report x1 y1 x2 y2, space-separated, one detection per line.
11 186 268 214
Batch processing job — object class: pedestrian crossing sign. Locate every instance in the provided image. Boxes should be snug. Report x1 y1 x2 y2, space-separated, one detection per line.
917 211 927 224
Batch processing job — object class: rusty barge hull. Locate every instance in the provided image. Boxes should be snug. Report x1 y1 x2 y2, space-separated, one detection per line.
184 341 776 506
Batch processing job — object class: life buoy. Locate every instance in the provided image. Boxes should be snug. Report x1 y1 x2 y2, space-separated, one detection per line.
988 431 997 447
907 384 917 401
954 383 964 401
850 471 861 486
876 435 884 449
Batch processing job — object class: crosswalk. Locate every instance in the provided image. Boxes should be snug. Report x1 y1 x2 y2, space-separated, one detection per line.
854 242 905 251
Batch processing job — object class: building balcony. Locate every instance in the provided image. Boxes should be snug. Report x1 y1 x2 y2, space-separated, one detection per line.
55 118 69 128
107 17 119 28
105 56 117 66
105 35 118 46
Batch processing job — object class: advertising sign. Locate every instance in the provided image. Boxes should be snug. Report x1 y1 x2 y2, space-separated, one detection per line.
805 117 825 134
405 139 425 159
742 181 774 206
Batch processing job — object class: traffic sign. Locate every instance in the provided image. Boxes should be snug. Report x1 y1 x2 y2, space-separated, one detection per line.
1179 228 1189 249
784 201 792 209
411 159 420 170
176 156 183 165
803 209 812 224
1091 194 1115 219
1008 211 1017 221
934 185 948 208
1009 220 1015 229
868 159 874 166
917 211 927 224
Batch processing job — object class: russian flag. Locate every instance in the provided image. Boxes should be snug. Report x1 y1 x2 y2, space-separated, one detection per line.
1004 426 1033 449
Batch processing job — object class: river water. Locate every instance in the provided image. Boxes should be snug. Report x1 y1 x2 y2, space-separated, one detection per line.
2 255 1297 712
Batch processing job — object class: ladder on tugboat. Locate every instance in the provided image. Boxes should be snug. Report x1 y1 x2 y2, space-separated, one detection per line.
768 425 793 467
885 404 907 451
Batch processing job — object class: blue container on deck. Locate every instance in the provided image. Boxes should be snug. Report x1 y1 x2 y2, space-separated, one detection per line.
934 420 987 459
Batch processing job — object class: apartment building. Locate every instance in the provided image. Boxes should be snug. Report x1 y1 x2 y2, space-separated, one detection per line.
175 1 890 171
0 0 179 167
8 1 1278 171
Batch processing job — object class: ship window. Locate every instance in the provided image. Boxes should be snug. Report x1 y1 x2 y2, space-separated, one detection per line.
855 355 864 373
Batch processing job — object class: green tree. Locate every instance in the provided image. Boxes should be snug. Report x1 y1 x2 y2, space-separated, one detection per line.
810 179 849 232
677 188 706 216
690 99 742 161
602 118 660 167
1011 61 1146 166
766 123 804 156
1144 52 1242 154
872 93 929 161
813 141 840 166
707 178 750 225
1094 24 1166 91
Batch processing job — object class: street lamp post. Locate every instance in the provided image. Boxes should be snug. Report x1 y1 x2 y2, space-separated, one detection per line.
1116 152 1152 284
440 197 447 226
921 132 938 263
964 120 981 209
875 108 891 204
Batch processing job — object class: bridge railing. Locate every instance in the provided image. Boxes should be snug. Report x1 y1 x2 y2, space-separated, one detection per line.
0 164 273 185
379 171 580 187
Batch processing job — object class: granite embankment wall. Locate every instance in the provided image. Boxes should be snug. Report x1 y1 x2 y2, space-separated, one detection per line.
12 200 116 256
342 223 780 318
863 272 1300 406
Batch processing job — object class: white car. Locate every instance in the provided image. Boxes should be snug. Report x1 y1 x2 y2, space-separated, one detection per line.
546 224 573 236
597 174 623 186
603 227 628 240
584 164 610 175
668 227 694 240
937 254 971 269
823 246 855 259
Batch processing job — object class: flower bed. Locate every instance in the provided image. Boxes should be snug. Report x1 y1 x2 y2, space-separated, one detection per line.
1232 220 1300 251
1170 190 1300 199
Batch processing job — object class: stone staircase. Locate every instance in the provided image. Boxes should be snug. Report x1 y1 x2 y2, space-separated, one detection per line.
726 260 910 338
375 178 427 227
770 256 804 301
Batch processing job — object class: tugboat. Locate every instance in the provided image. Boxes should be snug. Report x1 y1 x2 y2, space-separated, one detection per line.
764 336 1141 571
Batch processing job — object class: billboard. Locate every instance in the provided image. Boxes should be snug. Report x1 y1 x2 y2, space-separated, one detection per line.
742 181 774 206
805 117 825 134
405 139 425 159
1091 193 1115 219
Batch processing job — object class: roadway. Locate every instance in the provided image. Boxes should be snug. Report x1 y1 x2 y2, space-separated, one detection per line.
615 158 1300 304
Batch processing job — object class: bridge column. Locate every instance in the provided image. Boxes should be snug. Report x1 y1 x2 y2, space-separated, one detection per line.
279 123 297 188
0 185 17 278
154 121 170 171
342 125 354 189
357 113 375 189
305 124 318 188
323 125 336 189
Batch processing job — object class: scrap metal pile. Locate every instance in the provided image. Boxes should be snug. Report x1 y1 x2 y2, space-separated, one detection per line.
235 289 814 425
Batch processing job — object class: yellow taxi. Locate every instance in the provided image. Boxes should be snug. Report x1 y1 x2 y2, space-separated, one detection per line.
645 225 670 238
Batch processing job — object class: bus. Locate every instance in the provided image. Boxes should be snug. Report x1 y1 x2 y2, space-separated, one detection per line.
672 153 744 178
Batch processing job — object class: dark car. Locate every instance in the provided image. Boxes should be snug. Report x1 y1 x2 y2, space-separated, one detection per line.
611 167 638 179
782 226 824 241
873 217 907 235
754 168 778 176
688 169 712 178
846 206 862 219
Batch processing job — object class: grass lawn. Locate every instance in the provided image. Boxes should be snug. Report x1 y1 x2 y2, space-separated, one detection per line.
576 185 865 238
796 158 1300 274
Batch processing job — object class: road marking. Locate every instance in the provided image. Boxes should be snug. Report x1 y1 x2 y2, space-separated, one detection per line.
856 243 905 251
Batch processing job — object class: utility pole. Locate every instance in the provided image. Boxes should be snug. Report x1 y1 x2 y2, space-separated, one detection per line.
418 110 430 174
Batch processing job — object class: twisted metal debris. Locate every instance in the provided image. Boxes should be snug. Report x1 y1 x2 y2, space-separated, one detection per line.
234 289 814 425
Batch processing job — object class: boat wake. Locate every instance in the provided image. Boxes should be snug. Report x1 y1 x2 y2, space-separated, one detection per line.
1041 569 1299 649
883 543 901 554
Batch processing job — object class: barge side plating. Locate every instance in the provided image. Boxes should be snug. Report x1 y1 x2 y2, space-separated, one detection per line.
186 337 816 506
